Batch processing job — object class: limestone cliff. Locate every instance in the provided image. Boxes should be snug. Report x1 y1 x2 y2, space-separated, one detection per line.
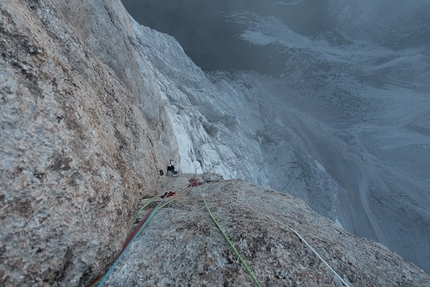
0 0 177 286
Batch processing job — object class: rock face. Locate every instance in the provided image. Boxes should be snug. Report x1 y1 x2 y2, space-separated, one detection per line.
104 174 430 286
1 0 429 286
0 0 178 286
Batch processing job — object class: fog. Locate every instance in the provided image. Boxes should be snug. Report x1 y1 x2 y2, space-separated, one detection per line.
122 0 429 73
121 0 335 72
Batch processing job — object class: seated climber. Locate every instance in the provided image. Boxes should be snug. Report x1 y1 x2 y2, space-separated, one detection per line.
167 164 178 175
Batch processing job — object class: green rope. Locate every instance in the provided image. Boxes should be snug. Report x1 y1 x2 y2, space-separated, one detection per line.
199 190 262 287
89 188 191 287
132 196 157 224
132 189 189 225
97 196 168 286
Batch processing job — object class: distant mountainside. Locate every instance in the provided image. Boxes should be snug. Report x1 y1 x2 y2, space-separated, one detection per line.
329 0 430 49
130 7 430 275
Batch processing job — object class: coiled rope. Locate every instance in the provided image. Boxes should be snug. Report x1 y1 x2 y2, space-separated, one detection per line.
220 191 353 287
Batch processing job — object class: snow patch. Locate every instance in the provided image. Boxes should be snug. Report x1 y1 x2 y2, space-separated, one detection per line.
275 117 285 127
335 218 344 229
314 160 327 173
240 31 278 46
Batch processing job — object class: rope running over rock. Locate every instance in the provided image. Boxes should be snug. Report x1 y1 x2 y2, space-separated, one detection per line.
89 180 196 287
199 189 262 287
220 190 353 287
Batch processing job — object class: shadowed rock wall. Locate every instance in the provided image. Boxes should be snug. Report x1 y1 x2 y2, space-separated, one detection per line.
0 0 178 286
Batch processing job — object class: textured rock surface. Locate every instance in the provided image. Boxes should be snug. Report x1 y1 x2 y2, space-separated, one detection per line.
105 174 430 286
0 0 177 286
2 0 429 286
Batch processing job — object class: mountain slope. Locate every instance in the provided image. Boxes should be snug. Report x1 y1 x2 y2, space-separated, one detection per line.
130 6 430 274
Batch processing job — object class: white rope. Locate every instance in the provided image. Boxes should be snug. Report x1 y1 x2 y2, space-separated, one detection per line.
220 191 353 287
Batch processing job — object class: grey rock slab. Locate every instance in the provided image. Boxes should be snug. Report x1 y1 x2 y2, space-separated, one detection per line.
104 174 430 287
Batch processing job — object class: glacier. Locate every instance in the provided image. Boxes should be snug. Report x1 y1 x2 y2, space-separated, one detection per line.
124 0 430 274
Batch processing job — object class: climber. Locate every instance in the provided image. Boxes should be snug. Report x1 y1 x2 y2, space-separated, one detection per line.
167 164 178 175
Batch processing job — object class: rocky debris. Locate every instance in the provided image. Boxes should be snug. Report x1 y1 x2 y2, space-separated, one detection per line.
0 0 177 286
103 174 430 287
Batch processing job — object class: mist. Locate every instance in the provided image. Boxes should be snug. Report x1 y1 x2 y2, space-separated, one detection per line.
121 0 335 73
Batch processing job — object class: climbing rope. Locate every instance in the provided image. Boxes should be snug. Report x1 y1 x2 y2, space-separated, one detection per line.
220 190 353 287
88 179 197 287
199 189 262 287
96 195 168 286
88 176 350 287
132 196 157 224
